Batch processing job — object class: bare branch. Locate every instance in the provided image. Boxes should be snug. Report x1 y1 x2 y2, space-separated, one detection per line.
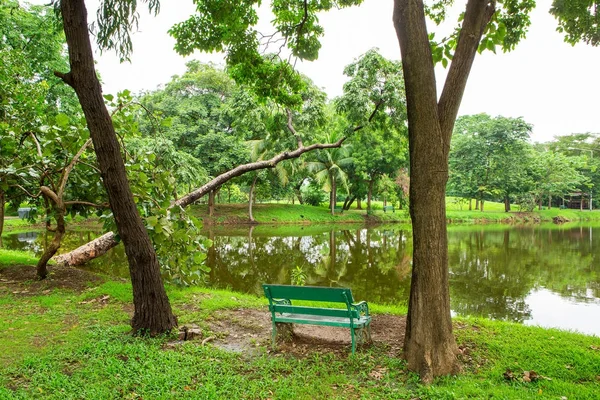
40 185 60 205
173 137 346 208
64 200 108 208
58 138 93 197
10 184 41 198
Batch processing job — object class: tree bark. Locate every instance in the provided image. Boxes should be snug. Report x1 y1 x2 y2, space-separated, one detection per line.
504 195 510 212
54 232 118 266
331 175 337 215
249 175 258 223
208 190 215 217
548 194 552 209
475 198 479 210
36 190 65 279
57 0 176 334
393 0 494 382
356 197 362 210
468 198 472 211
481 199 485 212
0 190 4 239
367 179 374 210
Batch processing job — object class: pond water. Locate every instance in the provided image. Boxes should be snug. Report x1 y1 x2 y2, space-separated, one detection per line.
2 223 599 336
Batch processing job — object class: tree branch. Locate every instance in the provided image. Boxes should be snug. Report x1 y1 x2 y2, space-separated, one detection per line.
173 137 346 208
54 71 74 87
40 185 60 205
64 200 108 208
438 0 496 146
58 138 93 197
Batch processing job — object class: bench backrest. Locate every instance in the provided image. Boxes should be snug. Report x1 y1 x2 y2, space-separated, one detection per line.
263 284 354 303
263 284 358 319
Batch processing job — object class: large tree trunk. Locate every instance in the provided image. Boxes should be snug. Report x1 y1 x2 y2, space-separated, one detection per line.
393 0 493 382
356 197 362 210
58 0 176 334
249 175 257 223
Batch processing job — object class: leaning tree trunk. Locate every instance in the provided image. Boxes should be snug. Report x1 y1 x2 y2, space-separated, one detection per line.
54 231 118 266
394 0 494 382
58 0 176 334
36 192 65 279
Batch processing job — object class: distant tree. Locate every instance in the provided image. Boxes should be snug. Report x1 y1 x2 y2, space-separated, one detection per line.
448 114 532 212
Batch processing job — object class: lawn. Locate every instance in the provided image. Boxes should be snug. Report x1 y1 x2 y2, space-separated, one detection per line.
1 257 599 399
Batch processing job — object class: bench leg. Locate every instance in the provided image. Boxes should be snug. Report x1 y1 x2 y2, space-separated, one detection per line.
271 320 277 350
351 327 356 355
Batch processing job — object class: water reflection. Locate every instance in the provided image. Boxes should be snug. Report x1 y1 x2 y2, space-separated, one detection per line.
2 223 599 335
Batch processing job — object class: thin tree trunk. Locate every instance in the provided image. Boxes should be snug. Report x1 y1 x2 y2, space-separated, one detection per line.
539 196 543 211
249 175 258 223
469 198 472 211
208 190 215 217
504 195 510 212
475 198 479 210
0 190 4 239
57 0 176 334
481 199 485 212
356 197 362 210
36 196 65 279
367 179 374 210
548 194 552 209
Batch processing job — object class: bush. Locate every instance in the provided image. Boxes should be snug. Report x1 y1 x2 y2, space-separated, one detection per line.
303 182 326 206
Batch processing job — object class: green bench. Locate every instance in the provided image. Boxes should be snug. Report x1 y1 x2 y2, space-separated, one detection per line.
383 205 395 213
263 284 371 354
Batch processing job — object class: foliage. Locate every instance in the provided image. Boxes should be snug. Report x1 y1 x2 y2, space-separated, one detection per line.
105 91 212 285
551 0 600 46
302 180 327 207
448 113 533 209
169 0 364 107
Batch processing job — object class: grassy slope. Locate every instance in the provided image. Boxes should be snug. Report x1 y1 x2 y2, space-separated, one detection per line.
191 199 600 226
0 260 599 399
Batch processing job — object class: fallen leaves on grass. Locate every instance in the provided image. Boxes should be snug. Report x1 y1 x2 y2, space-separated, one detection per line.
503 369 548 383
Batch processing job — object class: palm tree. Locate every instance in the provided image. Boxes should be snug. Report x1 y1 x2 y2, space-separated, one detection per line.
307 130 353 215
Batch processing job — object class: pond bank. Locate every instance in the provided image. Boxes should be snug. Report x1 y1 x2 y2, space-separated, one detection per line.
0 261 599 399
190 203 600 225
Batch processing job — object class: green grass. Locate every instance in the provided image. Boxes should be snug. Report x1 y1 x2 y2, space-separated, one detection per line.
0 250 39 266
0 266 599 399
190 200 600 227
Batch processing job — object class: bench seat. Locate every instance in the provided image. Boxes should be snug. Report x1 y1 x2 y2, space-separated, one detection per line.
275 313 371 328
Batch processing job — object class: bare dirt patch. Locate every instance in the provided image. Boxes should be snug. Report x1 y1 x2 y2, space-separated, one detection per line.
0 264 104 295
205 308 406 357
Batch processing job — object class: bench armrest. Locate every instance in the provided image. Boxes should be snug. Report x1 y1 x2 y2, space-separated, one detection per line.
351 301 369 317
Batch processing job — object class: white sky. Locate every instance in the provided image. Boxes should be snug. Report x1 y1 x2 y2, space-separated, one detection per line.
52 0 600 143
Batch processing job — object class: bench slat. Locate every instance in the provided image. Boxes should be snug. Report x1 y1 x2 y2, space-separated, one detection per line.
274 313 370 328
264 284 354 303
272 305 359 319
